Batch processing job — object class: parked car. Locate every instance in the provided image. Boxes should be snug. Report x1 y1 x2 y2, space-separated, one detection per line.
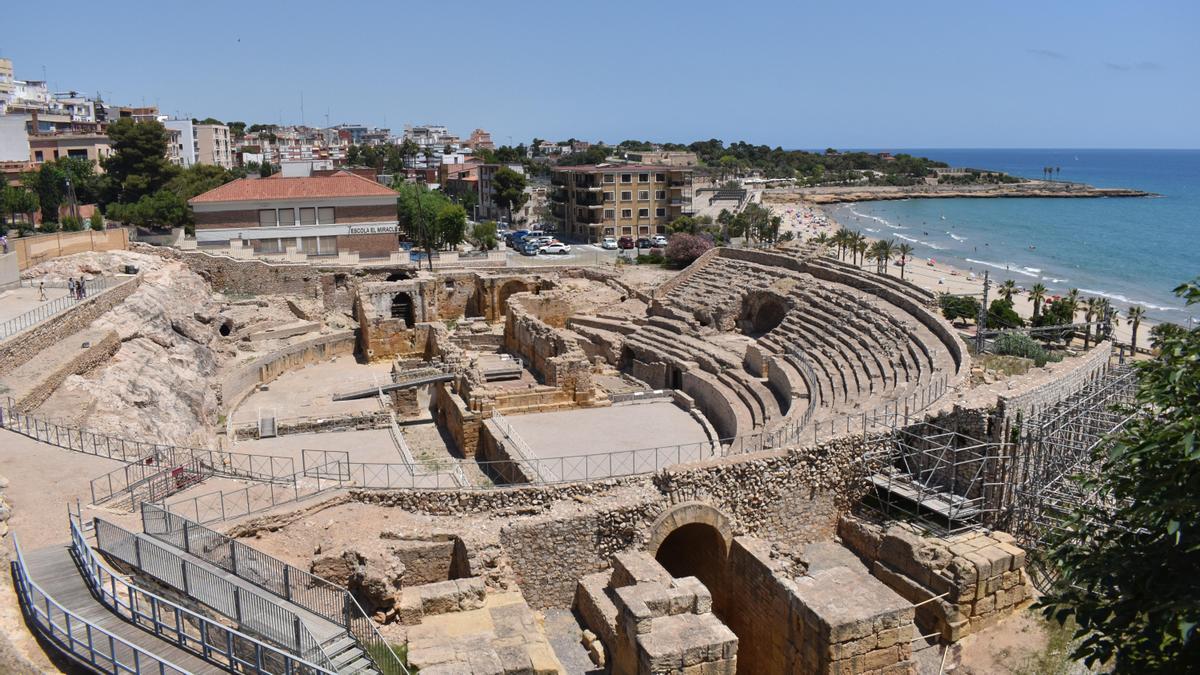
539 242 571 255
520 241 541 255
507 229 530 246
652 234 669 247
618 236 635 250
635 237 655 249
601 236 618 250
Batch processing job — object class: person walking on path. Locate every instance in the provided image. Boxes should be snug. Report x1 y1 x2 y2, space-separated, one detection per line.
78 278 87 299
67 278 76 300
0 235 8 253
37 281 46 301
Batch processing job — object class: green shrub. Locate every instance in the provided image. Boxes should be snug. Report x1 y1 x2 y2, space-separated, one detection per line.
992 332 1063 367
636 252 665 265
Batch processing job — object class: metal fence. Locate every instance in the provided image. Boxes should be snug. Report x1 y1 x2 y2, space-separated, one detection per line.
0 276 124 340
69 515 335 675
141 504 410 675
10 533 192 675
93 518 334 670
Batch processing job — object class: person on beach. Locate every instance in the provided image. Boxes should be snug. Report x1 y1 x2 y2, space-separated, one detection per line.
38 281 46 301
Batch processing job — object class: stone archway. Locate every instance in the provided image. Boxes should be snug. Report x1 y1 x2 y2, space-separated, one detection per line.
647 502 735 619
390 291 415 326
496 279 531 318
739 291 788 337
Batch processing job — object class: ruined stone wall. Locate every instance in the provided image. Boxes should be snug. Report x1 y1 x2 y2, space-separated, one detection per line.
996 339 1113 430
502 499 662 609
502 294 595 405
347 436 881 610
724 537 916 674
0 276 141 375
218 330 356 414
839 515 1031 641
651 246 721 299
433 381 479 457
15 331 120 411
679 371 739 440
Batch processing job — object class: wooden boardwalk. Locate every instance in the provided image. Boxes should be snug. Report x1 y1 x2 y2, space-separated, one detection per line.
22 544 226 674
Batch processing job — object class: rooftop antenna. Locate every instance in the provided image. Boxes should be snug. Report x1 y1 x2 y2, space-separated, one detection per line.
300 90 305 127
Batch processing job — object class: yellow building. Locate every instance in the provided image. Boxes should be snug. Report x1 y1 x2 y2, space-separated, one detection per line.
549 164 693 242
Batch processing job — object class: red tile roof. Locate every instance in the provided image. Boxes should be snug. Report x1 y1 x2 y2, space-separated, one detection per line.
189 170 396 204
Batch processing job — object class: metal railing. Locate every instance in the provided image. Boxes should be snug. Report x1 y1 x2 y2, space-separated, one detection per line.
10 533 192 675
93 518 335 670
141 504 411 675
69 515 336 674
1 276 124 340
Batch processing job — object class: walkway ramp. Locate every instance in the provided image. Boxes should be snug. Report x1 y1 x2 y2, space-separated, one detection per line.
94 518 376 673
18 543 222 674
332 372 453 401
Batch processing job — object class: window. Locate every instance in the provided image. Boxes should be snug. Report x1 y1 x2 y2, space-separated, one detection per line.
299 207 317 226
638 190 650 200
655 173 666 182
638 173 649 183
655 190 666 200
622 226 632 235
656 208 666 217
258 210 276 227
53 150 60 160
638 208 649 218
603 191 613 202
68 149 88 160
278 209 296 227
620 173 632 183
620 191 632 201
621 209 632 218
318 207 335 224
34 150 43 162
604 173 615 183
604 209 615 219
252 238 284 254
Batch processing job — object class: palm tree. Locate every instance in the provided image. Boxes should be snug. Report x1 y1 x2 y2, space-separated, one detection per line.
1030 283 1047 320
998 279 1017 303
1126 305 1146 356
852 233 868 267
1083 297 1102 349
833 228 851 261
878 239 897 274
866 240 887 273
895 243 914 280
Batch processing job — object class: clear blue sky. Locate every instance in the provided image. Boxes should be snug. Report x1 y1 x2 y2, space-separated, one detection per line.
3 1 1197 148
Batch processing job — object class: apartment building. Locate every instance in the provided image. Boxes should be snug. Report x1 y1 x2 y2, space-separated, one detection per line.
549 164 693 242
196 123 233 168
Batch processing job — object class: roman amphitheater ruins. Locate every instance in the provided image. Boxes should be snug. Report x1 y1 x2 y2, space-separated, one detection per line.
0 239 1135 674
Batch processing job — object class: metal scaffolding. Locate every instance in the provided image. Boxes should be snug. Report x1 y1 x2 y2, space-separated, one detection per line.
1001 365 1140 589
862 421 1006 535
861 362 1140 554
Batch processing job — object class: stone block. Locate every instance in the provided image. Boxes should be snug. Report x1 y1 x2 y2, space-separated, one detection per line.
996 542 1027 571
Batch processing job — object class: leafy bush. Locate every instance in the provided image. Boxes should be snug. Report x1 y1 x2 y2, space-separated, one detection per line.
60 215 84 232
38 220 60 233
663 233 713 268
939 293 981 323
986 298 1024 329
636 251 665 265
992 332 1062 367
89 211 105 231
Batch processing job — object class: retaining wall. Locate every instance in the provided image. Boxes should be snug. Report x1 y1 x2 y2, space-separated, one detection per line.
15 331 120 411
217 330 356 414
12 228 130 271
0 276 141 376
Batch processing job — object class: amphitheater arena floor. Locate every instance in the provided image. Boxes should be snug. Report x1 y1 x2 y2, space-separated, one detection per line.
502 400 712 460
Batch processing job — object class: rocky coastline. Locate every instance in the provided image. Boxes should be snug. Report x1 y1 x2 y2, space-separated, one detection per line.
769 181 1154 204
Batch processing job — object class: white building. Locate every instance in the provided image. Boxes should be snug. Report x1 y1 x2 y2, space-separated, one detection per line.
163 119 197 166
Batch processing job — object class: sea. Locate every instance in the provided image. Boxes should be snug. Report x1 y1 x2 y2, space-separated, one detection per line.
825 149 1200 324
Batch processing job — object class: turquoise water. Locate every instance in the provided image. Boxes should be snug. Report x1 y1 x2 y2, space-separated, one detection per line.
828 149 1200 323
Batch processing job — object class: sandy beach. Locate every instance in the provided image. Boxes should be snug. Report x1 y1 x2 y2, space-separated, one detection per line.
765 197 1151 350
